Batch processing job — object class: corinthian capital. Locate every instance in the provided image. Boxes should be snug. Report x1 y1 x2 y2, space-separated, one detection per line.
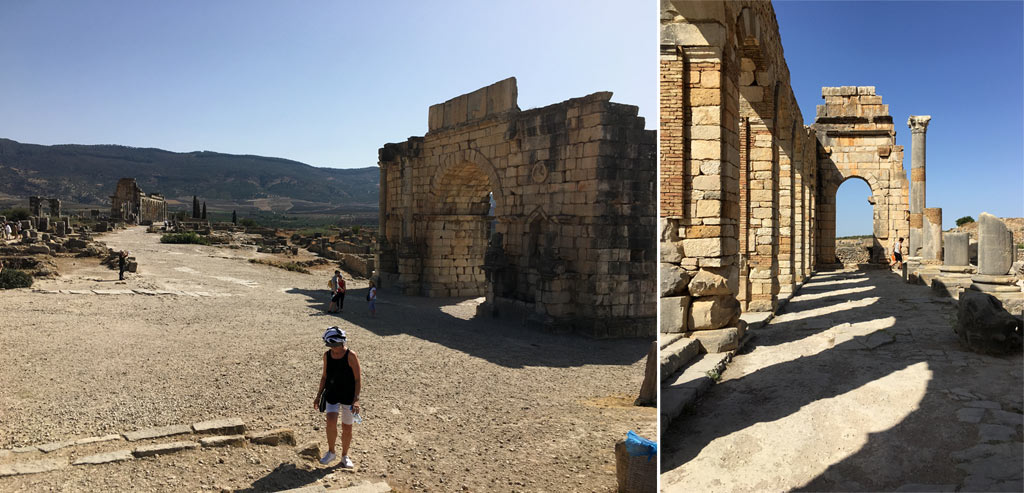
907 115 932 133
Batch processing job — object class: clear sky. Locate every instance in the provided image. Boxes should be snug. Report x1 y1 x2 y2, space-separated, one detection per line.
775 0 1024 235
0 0 654 169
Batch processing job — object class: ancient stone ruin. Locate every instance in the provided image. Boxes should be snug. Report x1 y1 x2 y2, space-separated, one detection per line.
110 178 167 224
29 196 62 218
377 78 656 337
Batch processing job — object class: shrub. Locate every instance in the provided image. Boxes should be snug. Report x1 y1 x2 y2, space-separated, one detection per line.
160 232 211 245
239 218 258 228
0 269 33 289
1 207 31 221
956 216 975 227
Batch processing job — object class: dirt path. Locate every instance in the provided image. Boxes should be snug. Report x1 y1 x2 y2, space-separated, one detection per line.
662 268 1023 492
1 227 654 492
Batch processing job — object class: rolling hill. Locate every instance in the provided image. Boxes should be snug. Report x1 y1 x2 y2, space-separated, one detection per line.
0 138 379 210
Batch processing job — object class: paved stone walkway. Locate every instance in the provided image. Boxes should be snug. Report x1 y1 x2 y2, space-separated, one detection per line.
662 268 1023 492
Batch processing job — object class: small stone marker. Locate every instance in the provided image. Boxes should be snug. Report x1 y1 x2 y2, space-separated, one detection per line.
132 440 198 458
193 417 246 435
0 458 67 477
199 435 246 448
123 424 192 442
72 449 134 466
247 428 297 446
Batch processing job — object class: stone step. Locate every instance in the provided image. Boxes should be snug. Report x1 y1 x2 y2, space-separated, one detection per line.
661 333 752 431
659 337 700 381
740 312 773 330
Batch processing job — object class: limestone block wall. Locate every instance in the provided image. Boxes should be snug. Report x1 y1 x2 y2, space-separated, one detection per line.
110 178 167 224
661 0 819 332
813 86 909 264
378 78 655 337
139 194 167 223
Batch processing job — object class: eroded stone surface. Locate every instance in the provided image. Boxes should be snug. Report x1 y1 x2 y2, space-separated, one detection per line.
132 440 198 457
123 424 192 442
72 450 134 466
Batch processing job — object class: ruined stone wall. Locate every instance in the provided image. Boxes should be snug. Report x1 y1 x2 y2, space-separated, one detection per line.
812 86 909 264
139 194 167 224
661 0 819 344
110 178 167 224
379 78 656 337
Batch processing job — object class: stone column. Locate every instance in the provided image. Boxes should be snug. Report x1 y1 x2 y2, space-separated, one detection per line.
907 115 931 256
977 212 1014 275
943 232 969 266
922 207 942 261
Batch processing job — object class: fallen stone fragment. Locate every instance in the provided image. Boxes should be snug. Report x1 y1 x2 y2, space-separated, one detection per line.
12 445 39 453
247 428 297 446
193 417 246 435
296 441 321 460
0 458 67 477
132 440 198 457
74 434 123 446
337 481 392 493
123 424 192 442
200 435 246 448
38 440 75 453
277 485 327 493
72 449 134 466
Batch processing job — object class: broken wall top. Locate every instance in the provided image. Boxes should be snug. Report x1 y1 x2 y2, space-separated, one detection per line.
427 77 519 132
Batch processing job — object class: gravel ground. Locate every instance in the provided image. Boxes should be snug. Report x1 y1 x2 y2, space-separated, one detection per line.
1 226 655 492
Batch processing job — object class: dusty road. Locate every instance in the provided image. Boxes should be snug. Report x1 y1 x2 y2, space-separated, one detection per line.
662 268 1023 492
1 226 655 492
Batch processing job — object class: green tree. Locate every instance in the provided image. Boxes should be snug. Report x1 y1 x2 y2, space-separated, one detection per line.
956 216 975 227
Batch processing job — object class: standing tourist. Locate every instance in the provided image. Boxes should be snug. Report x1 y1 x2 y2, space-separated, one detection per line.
327 270 346 313
118 251 128 280
892 237 904 272
367 280 377 317
313 327 362 468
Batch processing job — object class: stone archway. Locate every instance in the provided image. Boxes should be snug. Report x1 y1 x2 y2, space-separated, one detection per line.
812 86 910 265
377 78 656 337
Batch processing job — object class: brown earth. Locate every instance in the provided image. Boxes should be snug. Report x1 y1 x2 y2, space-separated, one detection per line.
0 226 654 492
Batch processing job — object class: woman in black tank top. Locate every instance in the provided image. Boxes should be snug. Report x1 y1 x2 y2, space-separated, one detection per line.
314 328 362 467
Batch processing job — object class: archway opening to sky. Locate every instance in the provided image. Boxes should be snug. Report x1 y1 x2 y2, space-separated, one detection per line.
834 177 876 265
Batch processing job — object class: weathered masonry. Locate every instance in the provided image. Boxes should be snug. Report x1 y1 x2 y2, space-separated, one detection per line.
378 78 656 337
110 178 168 224
659 1 912 347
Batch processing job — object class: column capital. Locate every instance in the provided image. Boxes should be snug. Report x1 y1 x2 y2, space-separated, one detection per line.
907 115 931 133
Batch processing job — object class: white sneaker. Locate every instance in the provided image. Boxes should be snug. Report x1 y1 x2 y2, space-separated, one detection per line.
319 451 337 465
341 455 354 468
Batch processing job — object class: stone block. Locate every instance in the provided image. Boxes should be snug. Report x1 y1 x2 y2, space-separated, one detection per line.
660 296 690 333
38 440 75 453
0 458 67 477
200 435 247 448
944 232 969 266
132 440 199 458
296 441 321 460
687 269 730 297
660 263 691 297
193 417 246 435
681 238 722 257
123 424 192 442
72 450 134 466
247 428 297 446
955 291 1023 355
661 240 684 263
688 295 739 331
687 325 742 353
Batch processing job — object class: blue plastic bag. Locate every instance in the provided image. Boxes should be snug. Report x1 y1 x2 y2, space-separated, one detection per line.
624 430 657 461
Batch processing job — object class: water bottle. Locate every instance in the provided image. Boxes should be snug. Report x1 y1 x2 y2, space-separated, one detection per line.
350 405 363 424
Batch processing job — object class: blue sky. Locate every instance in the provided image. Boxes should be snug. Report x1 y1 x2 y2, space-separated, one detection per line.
775 1 1024 235
0 0 654 169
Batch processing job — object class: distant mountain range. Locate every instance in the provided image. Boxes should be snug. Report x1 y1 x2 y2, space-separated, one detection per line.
0 138 379 210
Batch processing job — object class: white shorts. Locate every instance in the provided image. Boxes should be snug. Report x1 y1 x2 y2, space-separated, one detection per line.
325 402 355 425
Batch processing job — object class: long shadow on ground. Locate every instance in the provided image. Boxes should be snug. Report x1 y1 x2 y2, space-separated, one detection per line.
662 269 1023 491
285 286 650 369
235 462 343 493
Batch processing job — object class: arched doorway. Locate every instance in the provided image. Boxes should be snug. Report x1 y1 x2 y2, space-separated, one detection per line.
425 160 504 297
831 176 876 265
